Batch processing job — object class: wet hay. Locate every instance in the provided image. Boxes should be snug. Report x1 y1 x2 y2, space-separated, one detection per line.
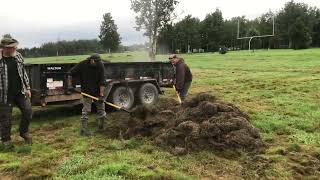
105 93 266 154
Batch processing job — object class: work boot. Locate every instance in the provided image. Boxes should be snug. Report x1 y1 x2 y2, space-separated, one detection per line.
2 141 14 152
80 120 92 136
21 133 33 145
97 118 105 131
80 129 92 136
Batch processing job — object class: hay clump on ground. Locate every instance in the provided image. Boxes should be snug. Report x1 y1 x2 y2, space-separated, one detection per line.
106 93 265 154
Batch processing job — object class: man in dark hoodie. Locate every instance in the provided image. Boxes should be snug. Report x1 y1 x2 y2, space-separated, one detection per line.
169 54 193 101
68 54 106 136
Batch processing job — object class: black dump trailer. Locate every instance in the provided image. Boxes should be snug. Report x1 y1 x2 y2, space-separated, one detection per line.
25 61 175 109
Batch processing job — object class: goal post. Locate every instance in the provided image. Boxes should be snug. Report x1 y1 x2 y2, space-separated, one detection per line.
237 16 275 51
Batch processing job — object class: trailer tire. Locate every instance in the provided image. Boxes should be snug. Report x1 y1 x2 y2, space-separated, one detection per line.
138 83 159 106
111 86 135 109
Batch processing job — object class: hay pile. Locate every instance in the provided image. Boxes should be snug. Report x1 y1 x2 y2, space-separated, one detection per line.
106 93 265 154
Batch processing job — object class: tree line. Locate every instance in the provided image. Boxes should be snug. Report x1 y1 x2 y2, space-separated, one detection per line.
18 0 320 58
157 0 320 53
19 39 104 57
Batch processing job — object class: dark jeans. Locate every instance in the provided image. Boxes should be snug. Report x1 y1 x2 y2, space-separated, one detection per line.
179 81 192 101
0 94 32 142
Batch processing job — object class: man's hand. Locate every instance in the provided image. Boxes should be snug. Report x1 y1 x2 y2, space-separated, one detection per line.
98 90 106 103
26 90 32 98
98 96 105 103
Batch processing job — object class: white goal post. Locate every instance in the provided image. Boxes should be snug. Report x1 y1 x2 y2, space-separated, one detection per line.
237 16 275 51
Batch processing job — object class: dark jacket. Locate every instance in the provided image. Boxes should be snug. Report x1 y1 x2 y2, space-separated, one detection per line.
69 59 106 96
175 58 192 91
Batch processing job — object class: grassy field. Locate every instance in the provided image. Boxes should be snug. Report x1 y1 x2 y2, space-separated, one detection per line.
1 49 320 179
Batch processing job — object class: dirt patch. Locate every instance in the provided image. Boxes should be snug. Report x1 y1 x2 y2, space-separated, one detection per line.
105 93 266 154
0 172 14 180
289 152 320 178
241 155 274 178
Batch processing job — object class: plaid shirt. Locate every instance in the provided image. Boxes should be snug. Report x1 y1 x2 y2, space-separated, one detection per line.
0 51 30 104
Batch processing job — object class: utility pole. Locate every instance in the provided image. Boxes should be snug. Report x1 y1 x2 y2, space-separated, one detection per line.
56 34 61 57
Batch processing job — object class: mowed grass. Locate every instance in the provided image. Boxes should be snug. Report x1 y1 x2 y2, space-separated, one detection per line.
1 49 320 179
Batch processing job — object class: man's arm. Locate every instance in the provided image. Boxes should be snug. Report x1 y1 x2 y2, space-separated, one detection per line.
175 64 185 93
98 62 106 97
99 86 105 97
67 63 82 90
23 66 32 98
68 62 82 76
17 53 32 97
23 67 31 90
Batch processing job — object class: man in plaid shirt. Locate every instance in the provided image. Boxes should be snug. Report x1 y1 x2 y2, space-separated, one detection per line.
0 35 32 151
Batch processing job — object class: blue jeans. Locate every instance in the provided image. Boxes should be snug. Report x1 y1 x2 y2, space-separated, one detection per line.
179 81 192 101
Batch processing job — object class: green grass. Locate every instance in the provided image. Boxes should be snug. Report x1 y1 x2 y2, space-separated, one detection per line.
1 49 320 179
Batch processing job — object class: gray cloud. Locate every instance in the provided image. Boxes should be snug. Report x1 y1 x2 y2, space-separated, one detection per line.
1 21 146 48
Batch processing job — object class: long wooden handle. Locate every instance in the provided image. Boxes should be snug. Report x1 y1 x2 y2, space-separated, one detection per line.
80 92 127 112
105 102 123 110
173 86 182 104
80 92 99 101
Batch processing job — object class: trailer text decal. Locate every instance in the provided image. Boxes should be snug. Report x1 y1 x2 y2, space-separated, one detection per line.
47 67 62 70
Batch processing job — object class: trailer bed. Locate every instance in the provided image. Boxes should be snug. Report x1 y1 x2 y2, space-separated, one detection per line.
25 61 175 108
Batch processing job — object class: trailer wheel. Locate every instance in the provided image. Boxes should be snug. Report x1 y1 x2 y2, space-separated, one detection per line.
112 86 134 109
138 83 159 106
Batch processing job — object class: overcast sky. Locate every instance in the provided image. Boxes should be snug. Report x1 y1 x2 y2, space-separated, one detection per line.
0 0 319 48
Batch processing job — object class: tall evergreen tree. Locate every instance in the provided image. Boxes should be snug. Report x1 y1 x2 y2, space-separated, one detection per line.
174 15 201 53
277 1 314 48
99 13 121 52
201 9 224 51
289 17 312 49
